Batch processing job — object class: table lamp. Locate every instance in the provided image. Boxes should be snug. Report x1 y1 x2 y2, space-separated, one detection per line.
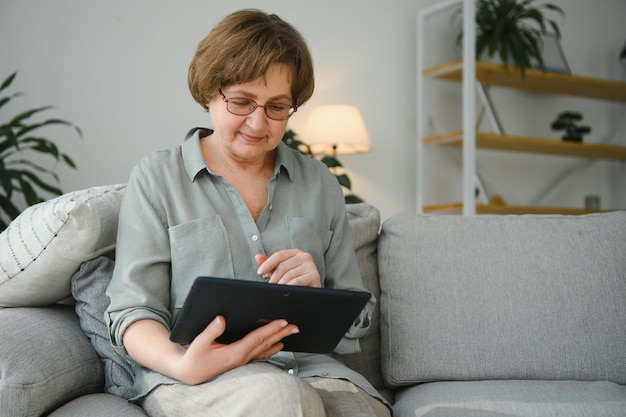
302 105 371 156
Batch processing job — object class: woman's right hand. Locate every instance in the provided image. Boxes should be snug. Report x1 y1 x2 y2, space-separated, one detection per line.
123 317 299 386
178 315 299 384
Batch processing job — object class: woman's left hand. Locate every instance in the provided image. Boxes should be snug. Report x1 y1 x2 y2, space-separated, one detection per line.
255 250 321 287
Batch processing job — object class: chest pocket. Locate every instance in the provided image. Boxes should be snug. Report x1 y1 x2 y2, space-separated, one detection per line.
168 215 233 309
284 217 332 281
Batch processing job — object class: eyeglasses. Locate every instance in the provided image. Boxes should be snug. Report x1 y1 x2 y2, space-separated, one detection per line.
218 89 297 120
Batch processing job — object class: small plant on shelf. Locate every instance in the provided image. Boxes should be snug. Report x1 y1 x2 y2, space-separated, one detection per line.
550 111 591 142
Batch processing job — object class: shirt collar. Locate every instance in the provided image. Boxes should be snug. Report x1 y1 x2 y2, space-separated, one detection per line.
181 127 294 182
181 127 211 181
274 141 295 182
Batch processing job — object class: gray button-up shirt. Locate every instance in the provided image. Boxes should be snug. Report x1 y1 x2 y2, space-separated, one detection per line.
106 128 380 402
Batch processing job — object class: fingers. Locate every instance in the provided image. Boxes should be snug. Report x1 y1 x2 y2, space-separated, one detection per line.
237 319 300 360
255 253 269 268
175 316 229 384
187 315 226 354
204 315 226 339
183 316 298 378
256 250 321 287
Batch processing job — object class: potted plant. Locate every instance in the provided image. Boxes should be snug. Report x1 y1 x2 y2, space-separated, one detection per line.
0 72 80 230
455 0 564 77
282 129 364 204
550 111 591 142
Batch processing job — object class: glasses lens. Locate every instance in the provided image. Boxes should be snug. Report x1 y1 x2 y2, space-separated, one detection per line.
227 99 256 116
265 103 294 120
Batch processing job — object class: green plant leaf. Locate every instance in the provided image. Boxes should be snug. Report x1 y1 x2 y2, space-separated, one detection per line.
62 153 77 168
335 173 352 190
0 72 17 92
548 20 561 38
18 178 41 206
520 29 543 68
0 171 12 198
6 158 60 181
558 111 582 120
6 167 62 195
0 193 21 225
321 155 343 169
0 96 12 110
345 194 364 204
23 137 62 160
15 118 80 141
281 128 312 156
8 106 54 127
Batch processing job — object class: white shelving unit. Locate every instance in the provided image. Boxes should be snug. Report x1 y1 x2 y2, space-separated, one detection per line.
416 0 626 215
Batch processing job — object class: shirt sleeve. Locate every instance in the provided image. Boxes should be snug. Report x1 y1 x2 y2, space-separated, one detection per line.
105 159 173 357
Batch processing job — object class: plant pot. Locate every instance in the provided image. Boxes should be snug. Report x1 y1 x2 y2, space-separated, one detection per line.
562 135 583 143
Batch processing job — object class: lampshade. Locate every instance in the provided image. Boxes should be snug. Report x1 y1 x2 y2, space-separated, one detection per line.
302 105 371 155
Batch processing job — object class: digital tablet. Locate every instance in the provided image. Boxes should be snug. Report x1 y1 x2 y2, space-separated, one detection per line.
169 276 371 353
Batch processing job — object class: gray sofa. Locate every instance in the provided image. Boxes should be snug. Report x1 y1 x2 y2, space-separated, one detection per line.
1 185 625 416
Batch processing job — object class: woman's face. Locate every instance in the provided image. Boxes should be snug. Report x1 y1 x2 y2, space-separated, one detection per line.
207 64 293 164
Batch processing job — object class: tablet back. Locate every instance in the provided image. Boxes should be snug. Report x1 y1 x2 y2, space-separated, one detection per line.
170 276 371 353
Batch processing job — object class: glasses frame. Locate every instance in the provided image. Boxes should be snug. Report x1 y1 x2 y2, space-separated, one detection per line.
218 89 297 121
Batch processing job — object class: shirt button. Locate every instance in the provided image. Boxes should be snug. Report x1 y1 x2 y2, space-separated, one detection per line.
269 204 273 211
251 235 258 241
321 372 329 377
287 368 295 375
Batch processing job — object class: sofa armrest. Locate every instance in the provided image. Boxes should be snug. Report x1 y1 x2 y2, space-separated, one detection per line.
0 305 104 417
342 203 385 390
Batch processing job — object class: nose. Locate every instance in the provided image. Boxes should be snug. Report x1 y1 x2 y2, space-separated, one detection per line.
246 105 269 129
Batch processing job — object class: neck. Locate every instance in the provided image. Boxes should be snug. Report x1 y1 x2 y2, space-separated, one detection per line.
201 135 276 178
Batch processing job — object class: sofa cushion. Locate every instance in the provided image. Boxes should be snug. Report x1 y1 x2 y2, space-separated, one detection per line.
393 380 626 417
342 203 383 389
378 211 626 387
47 393 147 417
0 184 126 307
72 256 134 399
0 305 104 417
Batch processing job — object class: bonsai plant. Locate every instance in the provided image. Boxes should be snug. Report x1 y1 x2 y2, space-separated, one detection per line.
282 129 364 204
0 72 80 230
455 0 564 77
550 111 591 142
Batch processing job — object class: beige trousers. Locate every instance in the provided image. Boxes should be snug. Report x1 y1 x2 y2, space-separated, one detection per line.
140 362 390 417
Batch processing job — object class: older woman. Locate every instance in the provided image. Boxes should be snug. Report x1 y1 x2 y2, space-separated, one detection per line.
106 9 390 417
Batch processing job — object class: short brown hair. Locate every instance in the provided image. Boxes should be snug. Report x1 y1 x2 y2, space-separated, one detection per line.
188 9 314 110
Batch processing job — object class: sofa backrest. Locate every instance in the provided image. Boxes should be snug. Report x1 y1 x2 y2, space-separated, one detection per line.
378 211 626 387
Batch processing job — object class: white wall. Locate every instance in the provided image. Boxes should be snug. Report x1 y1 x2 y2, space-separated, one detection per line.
1 0 625 220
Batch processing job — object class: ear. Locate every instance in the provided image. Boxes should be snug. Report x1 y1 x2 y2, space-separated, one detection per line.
205 91 220 111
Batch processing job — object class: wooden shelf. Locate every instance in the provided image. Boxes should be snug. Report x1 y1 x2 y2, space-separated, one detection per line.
423 131 626 161
424 60 626 102
423 203 612 215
